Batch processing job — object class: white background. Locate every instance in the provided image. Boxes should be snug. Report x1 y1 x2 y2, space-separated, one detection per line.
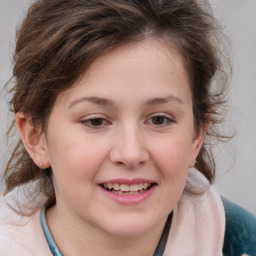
0 1 256 215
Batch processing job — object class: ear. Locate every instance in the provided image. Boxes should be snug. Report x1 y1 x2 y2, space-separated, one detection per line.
189 121 209 168
16 112 50 169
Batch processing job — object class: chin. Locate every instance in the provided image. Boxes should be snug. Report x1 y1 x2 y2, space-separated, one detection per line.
99 214 165 238
107 225 151 238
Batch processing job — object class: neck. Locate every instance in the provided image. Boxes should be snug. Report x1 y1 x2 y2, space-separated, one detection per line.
46 205 167 256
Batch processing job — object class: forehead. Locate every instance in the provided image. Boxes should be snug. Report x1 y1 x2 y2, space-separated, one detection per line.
54 38 191 107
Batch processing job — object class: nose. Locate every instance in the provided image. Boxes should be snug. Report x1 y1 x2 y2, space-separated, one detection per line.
109 124 149 169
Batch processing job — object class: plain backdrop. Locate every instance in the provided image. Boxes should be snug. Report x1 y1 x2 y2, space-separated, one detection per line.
0 1 256 215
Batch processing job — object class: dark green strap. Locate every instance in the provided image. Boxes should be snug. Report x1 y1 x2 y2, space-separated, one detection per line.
153 212 173 256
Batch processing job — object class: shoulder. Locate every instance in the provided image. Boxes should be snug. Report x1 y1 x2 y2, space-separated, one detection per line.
0 196 51 256
222 197 256 256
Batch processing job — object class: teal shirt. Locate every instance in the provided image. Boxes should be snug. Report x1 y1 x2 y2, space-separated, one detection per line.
222 197 256 256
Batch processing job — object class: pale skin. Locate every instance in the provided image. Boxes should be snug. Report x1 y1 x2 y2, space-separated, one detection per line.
16 38 208 256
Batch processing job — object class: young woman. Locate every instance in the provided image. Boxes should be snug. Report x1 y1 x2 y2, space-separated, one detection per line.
1 0 256 255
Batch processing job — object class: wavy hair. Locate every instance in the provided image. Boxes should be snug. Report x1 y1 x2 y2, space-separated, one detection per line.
4 0 230 209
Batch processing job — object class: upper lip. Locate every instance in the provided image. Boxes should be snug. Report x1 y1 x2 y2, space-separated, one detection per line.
99 178 157 185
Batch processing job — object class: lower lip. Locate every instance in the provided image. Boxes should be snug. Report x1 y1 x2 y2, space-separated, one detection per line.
99 185 156 205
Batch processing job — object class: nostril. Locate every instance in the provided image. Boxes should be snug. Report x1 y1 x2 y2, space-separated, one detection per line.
116 161 124 167
124 161 145 169
114 160 145 169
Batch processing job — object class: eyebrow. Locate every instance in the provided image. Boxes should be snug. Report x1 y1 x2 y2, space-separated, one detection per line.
69 95 183 109
145 95 183 106
69 96 114 108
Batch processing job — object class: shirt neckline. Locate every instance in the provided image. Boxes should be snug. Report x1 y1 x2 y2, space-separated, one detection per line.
40 208 172 256
40 208 63 256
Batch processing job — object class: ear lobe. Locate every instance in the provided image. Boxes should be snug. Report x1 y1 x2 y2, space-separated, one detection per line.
189 121 209 168
16 112 50 169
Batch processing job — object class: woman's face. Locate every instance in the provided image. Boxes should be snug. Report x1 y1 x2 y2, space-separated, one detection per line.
42 39 205 238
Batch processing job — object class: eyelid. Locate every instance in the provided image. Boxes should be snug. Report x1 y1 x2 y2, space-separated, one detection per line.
148 112 175 120
146 112 176 126
80 114 112 128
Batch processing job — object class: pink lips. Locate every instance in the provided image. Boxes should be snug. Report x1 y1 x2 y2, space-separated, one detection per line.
99 179 157 205
101 178 155 185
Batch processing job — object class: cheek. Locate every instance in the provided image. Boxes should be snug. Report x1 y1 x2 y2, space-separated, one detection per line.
151 136 193 172
152 141 189 216
46 135 108 183
149 135 192 198
47 140 109 207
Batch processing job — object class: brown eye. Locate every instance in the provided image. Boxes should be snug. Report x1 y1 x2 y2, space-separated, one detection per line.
89 118 104 126
81 118 110 127
152 116 165 125
146 114 174 127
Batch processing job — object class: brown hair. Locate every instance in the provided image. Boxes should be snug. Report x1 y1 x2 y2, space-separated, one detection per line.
4 0 230 208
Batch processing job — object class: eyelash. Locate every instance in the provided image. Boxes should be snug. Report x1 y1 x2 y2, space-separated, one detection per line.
146 113 175 127
80 117 111 128
80 113 175 128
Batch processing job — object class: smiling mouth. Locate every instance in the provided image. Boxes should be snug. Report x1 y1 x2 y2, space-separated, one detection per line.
100 183 155 195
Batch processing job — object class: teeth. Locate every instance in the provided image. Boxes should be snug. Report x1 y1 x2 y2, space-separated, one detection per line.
138 184 144 190
143 183 149 189
129 184 138 192
107 184 113 189
120 184 129 192
103 183 151 192
112 190 143 195
113 183 119 190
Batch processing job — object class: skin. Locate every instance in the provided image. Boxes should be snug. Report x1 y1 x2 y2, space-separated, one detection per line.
16 38 207 255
